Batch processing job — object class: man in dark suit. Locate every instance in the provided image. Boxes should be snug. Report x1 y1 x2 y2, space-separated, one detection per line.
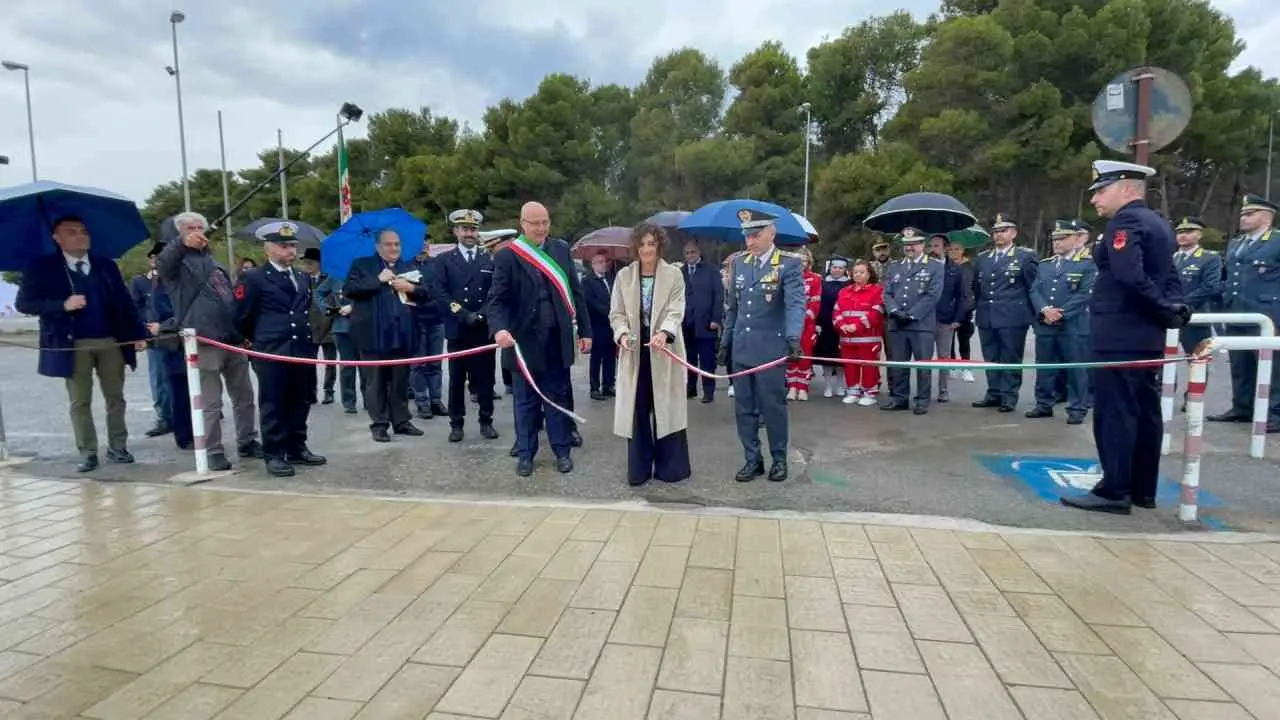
343 229 430 443
488 201 591 477
1061 160 1189 514
582 250 616 400
682 240 724 403
438 209 500 442
409 246 449 420
15 215 148 472
233 221 326 477
130 244 172 437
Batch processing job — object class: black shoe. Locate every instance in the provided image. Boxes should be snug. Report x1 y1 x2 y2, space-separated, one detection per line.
1207 410 1251 423
238 440 264 459
768 461 788 482
76 455 99 473
448 428 464 443
265 457 295 477
880 402 908 411
106 447 134 464
628 475 649 487
556 456 574 474
430 401 448 416
394 423 424 436
936 392 949 404
322 390 335 405
701 394 713 404
287 449 327 466
416 406 433 420
177 441 193 450
570 430 583 448
687 389 698 399
998 405 1016 413
1025 407 1053 419
371 427 391 443
509 442 519 458
972 399 1000 408
735 460 765 482
603 387 616 397
1134 496 1157 509
480 424 499 440
344 406 357 415
590 390 606 401
1060 493 1132 514
144 423 172 438
516 458 534 477
912 406 928 415
208 453 231 471
1066 414 1085 425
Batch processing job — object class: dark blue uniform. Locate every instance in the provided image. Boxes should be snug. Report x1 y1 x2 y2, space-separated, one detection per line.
1029 246 1095 420
1219 226 1280 424
1174 247 1222 355
1089 199 1182 504
972 245 1038 410
438 245 497 431
234 264 317 463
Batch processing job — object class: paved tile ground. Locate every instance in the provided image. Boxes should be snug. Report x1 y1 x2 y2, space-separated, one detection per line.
3 475 1280 719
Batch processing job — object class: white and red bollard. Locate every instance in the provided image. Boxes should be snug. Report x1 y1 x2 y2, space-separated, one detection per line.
1179 353 1210 522
1160 329 1179 455
1250 346 1273 459
181 329 209 476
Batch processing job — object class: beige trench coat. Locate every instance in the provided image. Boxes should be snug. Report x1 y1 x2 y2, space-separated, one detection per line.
609 260 688 440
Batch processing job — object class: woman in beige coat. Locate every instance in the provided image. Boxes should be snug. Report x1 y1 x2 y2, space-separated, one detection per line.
609 223 692 486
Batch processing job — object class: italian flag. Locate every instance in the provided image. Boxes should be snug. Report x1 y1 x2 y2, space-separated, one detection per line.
337 126 352 224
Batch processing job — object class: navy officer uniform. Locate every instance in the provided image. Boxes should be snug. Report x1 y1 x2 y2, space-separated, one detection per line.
1028 219 1096 424
233 221 326 477
438 209 500 443
972 214 1038 412
1171 216 1223 405
880 228 943 414
1062 160 1188 514
1207 195 1280 432
719 208 806 482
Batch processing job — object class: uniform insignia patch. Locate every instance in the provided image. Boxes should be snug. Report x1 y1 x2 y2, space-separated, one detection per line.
234 284 246 300
737 209 752 224
450 302 462 313
1112 230 1127 250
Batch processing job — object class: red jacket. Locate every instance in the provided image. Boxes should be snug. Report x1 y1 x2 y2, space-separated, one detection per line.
803 271 822 325
834 282 884 343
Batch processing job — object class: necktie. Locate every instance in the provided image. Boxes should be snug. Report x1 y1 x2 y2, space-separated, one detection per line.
1055 257 1062 269
466 250 474 264
75 261 86 276
288 270 298 292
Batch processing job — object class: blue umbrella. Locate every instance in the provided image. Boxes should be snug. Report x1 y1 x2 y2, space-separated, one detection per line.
677 199 811 245
0 180 149 272
320 207 426 279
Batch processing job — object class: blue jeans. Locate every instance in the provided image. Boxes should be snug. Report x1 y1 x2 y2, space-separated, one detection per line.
333 332 362 411
147 347 172 426
411 323 445 408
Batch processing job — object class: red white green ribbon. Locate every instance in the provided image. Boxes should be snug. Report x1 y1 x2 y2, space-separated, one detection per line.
510 235 576 318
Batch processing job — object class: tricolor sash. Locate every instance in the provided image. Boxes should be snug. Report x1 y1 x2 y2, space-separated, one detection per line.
510 235 576 318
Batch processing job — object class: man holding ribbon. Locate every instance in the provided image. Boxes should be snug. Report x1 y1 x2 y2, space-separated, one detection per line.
488 201 592 477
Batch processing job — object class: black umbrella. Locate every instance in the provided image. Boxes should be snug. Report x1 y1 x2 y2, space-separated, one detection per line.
863 192 977 235
235 217 327 249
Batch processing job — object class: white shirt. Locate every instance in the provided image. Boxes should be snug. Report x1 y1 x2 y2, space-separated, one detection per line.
64 253 89 274
457 243 476 262
270 261 297 290
752 246 776 268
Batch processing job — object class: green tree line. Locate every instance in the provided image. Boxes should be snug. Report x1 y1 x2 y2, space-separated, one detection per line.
124 0 1278 278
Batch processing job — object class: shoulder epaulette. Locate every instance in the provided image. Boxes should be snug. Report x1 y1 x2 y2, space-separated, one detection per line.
1040 255 1055 262
1016 246 1036 254
1078 250 1092 259
778 250 803 260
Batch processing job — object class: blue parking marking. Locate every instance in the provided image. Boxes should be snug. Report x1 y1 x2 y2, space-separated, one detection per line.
974 454 1224 509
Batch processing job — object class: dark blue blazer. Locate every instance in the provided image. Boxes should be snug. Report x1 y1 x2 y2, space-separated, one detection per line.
935 259 973 325
581 272 614 337
15 253 145 378
130 275 157 323
149 280 187 376
681 261 724 339
486 238 591 376
234 264 317 358
409 256 445 326
1091 200 1183 354
437 246 495 341
343 255 429 355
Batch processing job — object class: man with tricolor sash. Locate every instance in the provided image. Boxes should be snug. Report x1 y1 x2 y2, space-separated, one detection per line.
488 201 592 477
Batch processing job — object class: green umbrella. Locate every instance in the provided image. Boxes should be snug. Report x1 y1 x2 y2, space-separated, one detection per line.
947 225 991 249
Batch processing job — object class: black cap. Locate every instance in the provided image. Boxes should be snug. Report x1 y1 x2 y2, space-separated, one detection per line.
1174 216 1206 232
991 213 1016 230
1050 219 1090 237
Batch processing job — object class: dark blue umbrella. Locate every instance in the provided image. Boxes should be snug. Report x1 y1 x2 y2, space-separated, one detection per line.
863 192 977 235
678 199 811 245
0 180 149 271
320 207 426 279
236 217 327 249
644 210 691 229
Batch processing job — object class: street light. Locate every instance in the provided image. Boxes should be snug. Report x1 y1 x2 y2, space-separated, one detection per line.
1268 109 1277 199
0 155 9 166
168 10 190 211
2 60 37 181
798 102 813 217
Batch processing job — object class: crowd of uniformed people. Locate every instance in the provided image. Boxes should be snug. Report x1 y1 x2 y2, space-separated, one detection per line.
17 160 1280 509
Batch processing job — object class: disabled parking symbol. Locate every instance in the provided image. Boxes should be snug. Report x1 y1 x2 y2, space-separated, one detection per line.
974 455 1224 510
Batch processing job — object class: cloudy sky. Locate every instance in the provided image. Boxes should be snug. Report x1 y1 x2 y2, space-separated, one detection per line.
1 0 1276 204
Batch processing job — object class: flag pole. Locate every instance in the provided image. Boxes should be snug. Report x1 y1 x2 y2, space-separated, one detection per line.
218 110 234 273
277 128 288 220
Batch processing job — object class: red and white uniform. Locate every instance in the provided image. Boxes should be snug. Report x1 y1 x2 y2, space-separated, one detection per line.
834 282 884 395
785 270 824 392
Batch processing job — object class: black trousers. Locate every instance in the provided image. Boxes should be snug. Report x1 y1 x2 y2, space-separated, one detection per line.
683 327 717 398
887 328 933 406
166 369 193 449
448 337 495 428
1225 324 1280 420
979 325 1029 406
953 319 975 359
589 337 617 392
630 331 692 484
1091 350 1162 502
254 359 314 458
361 351 410 430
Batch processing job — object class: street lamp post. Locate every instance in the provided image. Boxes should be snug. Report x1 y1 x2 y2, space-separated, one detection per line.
168 11 191 211
799 102 812 217
1268 110 1276 200
2 60 37 181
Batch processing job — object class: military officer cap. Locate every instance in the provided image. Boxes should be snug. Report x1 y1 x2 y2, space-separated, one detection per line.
871 239 890 250
738 207 776 234
1050 219 1090 238
1088 159 1156 192
254 220 300 244
1174 216 1206 232
448 209 484 227
895 226 925 244
990 213 1017 230
1240 193 1278 216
